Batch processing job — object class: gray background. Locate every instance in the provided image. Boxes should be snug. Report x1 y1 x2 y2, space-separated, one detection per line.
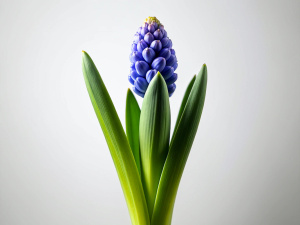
0 0 299 224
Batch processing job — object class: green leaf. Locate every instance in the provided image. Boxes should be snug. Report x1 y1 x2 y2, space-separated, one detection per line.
172 75 196 143
151 65 207 225
82 51 150 225
139 72 171 218
126 89 141 175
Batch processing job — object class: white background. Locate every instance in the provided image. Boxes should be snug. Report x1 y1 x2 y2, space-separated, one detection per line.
1 0 299 224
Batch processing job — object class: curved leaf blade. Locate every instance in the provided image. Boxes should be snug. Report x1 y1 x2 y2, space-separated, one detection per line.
126 89 141 175
139 72 171 217
82 51 150 225
151 65 207 225
172 75 196 143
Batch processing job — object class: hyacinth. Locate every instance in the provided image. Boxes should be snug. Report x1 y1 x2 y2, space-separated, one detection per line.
129 17 178 98
82 15 207 225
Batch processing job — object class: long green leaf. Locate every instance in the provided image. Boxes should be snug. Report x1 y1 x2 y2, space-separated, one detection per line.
172 75 196 143
139 72 171 218
151 65 207 225
82 51 150 225
126 89 141 175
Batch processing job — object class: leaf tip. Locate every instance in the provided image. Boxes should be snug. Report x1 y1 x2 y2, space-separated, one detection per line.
127 88 132 96
155 71 165 82
202 63 207 72
199 64 207 80
156 71 162 77
82 51 90 58
148 71 166 88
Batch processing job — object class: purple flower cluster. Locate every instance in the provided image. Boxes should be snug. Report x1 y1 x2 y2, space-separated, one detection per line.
129 17 178 97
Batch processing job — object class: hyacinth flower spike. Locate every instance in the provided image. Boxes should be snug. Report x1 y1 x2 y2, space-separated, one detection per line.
129 17 178 98
82 16 207 225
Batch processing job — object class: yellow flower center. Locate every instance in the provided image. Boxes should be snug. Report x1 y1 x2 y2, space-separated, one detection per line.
144 16 162 27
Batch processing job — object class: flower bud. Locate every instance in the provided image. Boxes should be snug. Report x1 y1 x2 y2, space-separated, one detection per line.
130 51 143 63
134 77 148 93
153 29 163 40
133 86 145 97
150 40 162 52
142 47 156 63
161 37 170 48
166 54 176 67
137 40 148 53
152 21 158 30
130 63 135 69
128 75 135 85
144 32 154 45
172 62 178 71
146 69 157 83
161 66 174 80
137 27 142 34
166 39 172 48
133 33 142 44
159 27 166 37
130 69 142 80
170 49 175 55
140 26 149 36
151 57 166 72
168 83 176 97
163 29 167 38
165 73 177 85
135 61 150 76
148 24 155 33
131 43 137 52
159 48 171 60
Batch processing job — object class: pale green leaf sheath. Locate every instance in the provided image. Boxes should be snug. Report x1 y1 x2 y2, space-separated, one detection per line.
139 72 171 218
126 89 141 175
151 65 207 225
82 51 150 225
